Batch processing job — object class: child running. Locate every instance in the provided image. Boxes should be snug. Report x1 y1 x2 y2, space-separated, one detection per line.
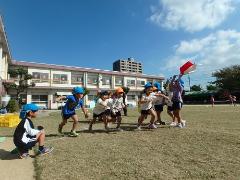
110 87 125 131
153 82 166 125
165 78 176 126
58 87 89 137
13 103 53 158
137 82 157 130
89 91 110 131
169 75 185 128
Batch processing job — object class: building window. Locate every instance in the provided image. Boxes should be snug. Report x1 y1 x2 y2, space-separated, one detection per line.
32 72 49 83
147 79 154 84
87 95 95 101
71 73 84 85
32 95 48 103
127 79 136 86
102 75 111 85
115 77 123 86
127 95 135 100
53 74 68 84
137 80 145 87
87 74 98 85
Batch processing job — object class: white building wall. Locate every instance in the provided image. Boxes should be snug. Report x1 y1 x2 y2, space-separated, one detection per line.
0 44 3 79
51 70 72 87
28 68 51 87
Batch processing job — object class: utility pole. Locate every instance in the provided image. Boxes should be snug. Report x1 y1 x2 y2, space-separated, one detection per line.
188 74 191 92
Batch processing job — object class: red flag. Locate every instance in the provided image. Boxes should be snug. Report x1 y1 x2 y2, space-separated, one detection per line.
180 61 196 75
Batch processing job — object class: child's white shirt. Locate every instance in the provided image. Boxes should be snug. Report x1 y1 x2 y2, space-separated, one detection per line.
152 91 164 105
140 93 155 110
93 98 108 115
111 96 124 113
166 91 173 106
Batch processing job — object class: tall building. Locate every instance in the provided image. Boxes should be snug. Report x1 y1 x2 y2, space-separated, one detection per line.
113 57 143 73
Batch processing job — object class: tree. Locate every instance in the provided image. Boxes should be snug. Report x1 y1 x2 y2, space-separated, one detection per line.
3 67 35 104
206 84 218 91
6 99 19 113
212 65 240 93
190 84 202 91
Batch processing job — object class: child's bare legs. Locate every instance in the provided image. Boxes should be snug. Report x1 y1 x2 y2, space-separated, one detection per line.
167 110 175 122
149 109 157 124
173 109 181 123
102 115 109 129
36 131 45 146
71 114 79 132
156 111 161 122
137 114 146 127
58 118 67 133
116 116 122 129
89 117 97 131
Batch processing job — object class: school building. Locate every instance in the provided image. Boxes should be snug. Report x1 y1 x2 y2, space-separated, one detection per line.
0 15 164 109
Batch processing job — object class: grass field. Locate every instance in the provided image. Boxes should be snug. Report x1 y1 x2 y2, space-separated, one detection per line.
1 105 240 180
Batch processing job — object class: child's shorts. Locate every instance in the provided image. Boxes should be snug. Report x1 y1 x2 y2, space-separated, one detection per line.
167 106 173 111
104 109 111 116
111 111 121 118
62 112 76 120
141 108 152 115
17 141 37 153
93 112 105 118
172 101 183 110
154 104 163 112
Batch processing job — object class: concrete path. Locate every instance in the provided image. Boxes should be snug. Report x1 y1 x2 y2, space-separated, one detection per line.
0 138 35 180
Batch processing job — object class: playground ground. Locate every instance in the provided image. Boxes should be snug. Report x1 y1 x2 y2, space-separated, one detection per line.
0 105 240 180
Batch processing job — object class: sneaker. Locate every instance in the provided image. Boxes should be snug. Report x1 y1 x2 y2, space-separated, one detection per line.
148 123 157 129
135 126 142 131
69 131 79 137
19 152 30 159
58 125 63 134
176 123 183 128
170 122 177 127
181 120 186 128
38 147 54 156
155 121 161 125
105 125 110 131
116 127 123 132
160 121 166 125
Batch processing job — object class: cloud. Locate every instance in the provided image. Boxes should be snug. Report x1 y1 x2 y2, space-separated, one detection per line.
161 29 240 85
149 0 236 32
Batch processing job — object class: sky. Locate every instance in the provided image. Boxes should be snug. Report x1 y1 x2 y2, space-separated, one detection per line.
1 0 240 90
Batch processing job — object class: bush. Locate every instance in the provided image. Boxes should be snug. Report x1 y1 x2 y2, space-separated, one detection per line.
6 99 20 113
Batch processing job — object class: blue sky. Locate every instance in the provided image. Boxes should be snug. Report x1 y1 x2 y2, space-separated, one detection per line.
1 0 240 89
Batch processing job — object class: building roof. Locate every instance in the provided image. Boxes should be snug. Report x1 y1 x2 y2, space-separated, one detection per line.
0 15 12 61
11 60 164 80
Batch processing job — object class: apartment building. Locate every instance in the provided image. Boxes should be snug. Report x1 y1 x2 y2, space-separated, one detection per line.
113 58 143 73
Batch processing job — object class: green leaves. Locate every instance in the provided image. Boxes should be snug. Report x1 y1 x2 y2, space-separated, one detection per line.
212 65 240 93
3 67 35 104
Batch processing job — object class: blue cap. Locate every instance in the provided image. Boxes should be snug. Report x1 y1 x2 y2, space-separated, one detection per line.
22 103 39 111
154 82 161 91
72 87 84 94
144 82 152 89
20 103 38 119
